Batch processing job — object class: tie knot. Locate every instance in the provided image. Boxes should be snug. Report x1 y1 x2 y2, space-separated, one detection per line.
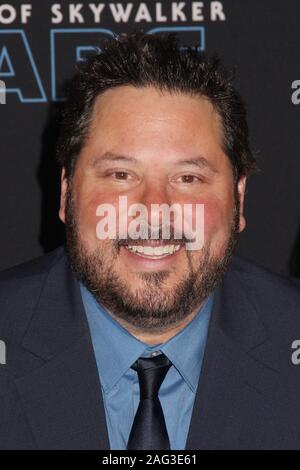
131 353 172 399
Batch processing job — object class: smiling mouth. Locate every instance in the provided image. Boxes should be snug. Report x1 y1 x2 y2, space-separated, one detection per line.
123 242 183 259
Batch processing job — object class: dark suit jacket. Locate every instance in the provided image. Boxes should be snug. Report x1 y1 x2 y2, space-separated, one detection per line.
1 245 300 449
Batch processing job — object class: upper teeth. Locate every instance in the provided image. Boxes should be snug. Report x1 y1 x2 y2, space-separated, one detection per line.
125 244 181 256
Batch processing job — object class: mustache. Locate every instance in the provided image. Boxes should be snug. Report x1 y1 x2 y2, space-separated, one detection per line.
116 225 195 247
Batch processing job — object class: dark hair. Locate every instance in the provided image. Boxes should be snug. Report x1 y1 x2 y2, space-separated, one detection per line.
57 31 257 181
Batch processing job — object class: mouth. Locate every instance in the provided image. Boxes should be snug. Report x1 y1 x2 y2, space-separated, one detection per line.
125 243 182 258
122 239 185 271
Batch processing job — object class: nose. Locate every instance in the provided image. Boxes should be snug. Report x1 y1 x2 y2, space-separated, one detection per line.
137 180 175 230
140 180 170 205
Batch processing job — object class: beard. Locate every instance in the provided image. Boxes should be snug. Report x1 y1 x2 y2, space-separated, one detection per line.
65 182 240 332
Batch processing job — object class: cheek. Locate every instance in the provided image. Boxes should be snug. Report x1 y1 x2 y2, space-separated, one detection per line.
75 188 121 241
202 197 234 242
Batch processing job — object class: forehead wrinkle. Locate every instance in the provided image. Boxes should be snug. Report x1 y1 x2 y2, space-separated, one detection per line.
90 152 140 168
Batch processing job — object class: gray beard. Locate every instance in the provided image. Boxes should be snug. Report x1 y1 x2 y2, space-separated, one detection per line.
65 184 240 332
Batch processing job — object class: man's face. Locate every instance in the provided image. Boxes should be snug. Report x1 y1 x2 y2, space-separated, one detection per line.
59 86 246 331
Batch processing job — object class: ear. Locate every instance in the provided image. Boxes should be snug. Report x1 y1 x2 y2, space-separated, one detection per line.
58 168 68 224
237 176 247 233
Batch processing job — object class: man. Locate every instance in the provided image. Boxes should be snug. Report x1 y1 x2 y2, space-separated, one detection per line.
1 32 300 450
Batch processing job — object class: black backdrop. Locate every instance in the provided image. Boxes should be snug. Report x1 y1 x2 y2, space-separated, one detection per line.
0 0 299 276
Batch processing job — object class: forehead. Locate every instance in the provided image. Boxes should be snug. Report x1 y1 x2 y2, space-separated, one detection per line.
80 85 227 168
91 85 221 134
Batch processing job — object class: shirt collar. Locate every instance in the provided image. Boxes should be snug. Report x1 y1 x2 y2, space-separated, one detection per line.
159 294 213 392
80 282 213 394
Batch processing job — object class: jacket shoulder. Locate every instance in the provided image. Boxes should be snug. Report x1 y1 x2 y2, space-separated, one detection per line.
0 246 66 336
230 253 300 290
229 254 300 330
0 245 65 282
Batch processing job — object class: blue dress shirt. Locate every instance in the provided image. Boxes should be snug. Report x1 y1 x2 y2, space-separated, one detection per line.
80 282 213 450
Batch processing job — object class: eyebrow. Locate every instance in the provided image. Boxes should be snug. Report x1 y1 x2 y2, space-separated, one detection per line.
90 152 218 173
90 153 139 167
175 156 218 174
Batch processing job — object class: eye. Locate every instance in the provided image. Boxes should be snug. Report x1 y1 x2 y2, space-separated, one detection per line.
109 171 132 180
178 174 202 183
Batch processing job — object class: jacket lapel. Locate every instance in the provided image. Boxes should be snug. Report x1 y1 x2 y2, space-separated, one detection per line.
14 247 110 449
185 264 281 450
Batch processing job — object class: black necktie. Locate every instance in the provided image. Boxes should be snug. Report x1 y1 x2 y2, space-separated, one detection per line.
126 353 172 450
